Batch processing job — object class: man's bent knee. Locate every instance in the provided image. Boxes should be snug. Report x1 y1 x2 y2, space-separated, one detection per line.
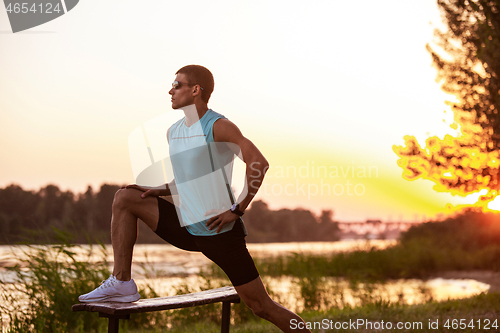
113 188 143 210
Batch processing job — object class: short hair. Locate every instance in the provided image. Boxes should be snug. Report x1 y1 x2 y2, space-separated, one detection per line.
176 65 214 103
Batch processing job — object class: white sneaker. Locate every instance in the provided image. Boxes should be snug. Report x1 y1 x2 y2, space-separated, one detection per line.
78 275 141 303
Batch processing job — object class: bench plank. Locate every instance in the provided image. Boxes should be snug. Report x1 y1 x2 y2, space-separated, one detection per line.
72 286 240 333
72 286 239 316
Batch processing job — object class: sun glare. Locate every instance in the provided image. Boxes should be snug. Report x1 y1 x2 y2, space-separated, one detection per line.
487 195 500 212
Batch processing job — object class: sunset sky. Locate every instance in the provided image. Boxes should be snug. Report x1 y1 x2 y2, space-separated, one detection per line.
0 0 492 222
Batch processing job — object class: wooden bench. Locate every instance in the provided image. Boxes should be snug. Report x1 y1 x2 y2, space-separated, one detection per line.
72 286 240 333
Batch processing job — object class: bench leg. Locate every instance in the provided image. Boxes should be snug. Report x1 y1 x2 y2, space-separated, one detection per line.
108 317 120 333
99 313 130 333
221 301 232 333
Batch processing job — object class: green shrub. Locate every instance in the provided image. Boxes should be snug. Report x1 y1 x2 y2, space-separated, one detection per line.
401 211 500 250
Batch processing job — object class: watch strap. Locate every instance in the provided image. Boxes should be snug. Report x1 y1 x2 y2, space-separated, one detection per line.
231 203 245 216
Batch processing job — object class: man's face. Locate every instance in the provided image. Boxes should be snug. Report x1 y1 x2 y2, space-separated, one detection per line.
169 73 195 110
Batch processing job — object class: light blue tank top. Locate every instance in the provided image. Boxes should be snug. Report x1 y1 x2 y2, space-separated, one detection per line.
168 109 245 236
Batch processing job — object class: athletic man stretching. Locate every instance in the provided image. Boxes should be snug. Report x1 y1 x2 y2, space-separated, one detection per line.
78 65 311 332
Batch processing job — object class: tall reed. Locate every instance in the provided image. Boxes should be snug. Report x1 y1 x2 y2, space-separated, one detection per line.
0 229 111 332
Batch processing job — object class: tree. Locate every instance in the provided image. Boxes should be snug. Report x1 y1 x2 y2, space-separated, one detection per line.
73 186 96 232
94 184 121 233
36 185 75 229
393 0 500 207
430 0 500 145
0 185 40 242
244 200 341 242
317 210 341 241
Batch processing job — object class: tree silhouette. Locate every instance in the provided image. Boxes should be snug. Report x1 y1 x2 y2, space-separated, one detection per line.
0 185 40 242
36 185 75 229
244 200 340 243
73 186 95 232
0 185 341 244
430 0 500 146
393 0 500 207
93 184 121 239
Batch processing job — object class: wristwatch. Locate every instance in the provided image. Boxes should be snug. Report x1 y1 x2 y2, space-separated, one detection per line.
230 203 245 216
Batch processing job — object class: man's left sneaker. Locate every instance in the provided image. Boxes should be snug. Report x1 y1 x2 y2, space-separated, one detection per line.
78 275 141 303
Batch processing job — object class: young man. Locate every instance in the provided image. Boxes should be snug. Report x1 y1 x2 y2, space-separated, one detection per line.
78 65 311 332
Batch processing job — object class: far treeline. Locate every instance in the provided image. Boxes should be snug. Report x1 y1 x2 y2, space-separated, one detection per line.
0 184 340 244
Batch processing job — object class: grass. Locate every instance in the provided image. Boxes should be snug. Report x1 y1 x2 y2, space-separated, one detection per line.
303 291 500 332
0 229 167 332
0 229 111 332
0 235 256 332
122 292 500 332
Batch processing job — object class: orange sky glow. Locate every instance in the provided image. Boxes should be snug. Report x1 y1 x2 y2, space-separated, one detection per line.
1 0 497 222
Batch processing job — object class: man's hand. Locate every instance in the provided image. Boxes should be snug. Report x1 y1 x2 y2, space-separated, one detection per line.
205 209 240 233
121 184 164 198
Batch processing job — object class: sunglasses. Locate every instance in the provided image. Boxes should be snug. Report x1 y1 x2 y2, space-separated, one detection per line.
171 81 204 90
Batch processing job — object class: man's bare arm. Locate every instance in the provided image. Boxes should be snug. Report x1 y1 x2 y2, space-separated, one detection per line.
206 118 269 232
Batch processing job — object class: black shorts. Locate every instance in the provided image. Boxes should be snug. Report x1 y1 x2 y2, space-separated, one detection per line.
154 197 259 286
